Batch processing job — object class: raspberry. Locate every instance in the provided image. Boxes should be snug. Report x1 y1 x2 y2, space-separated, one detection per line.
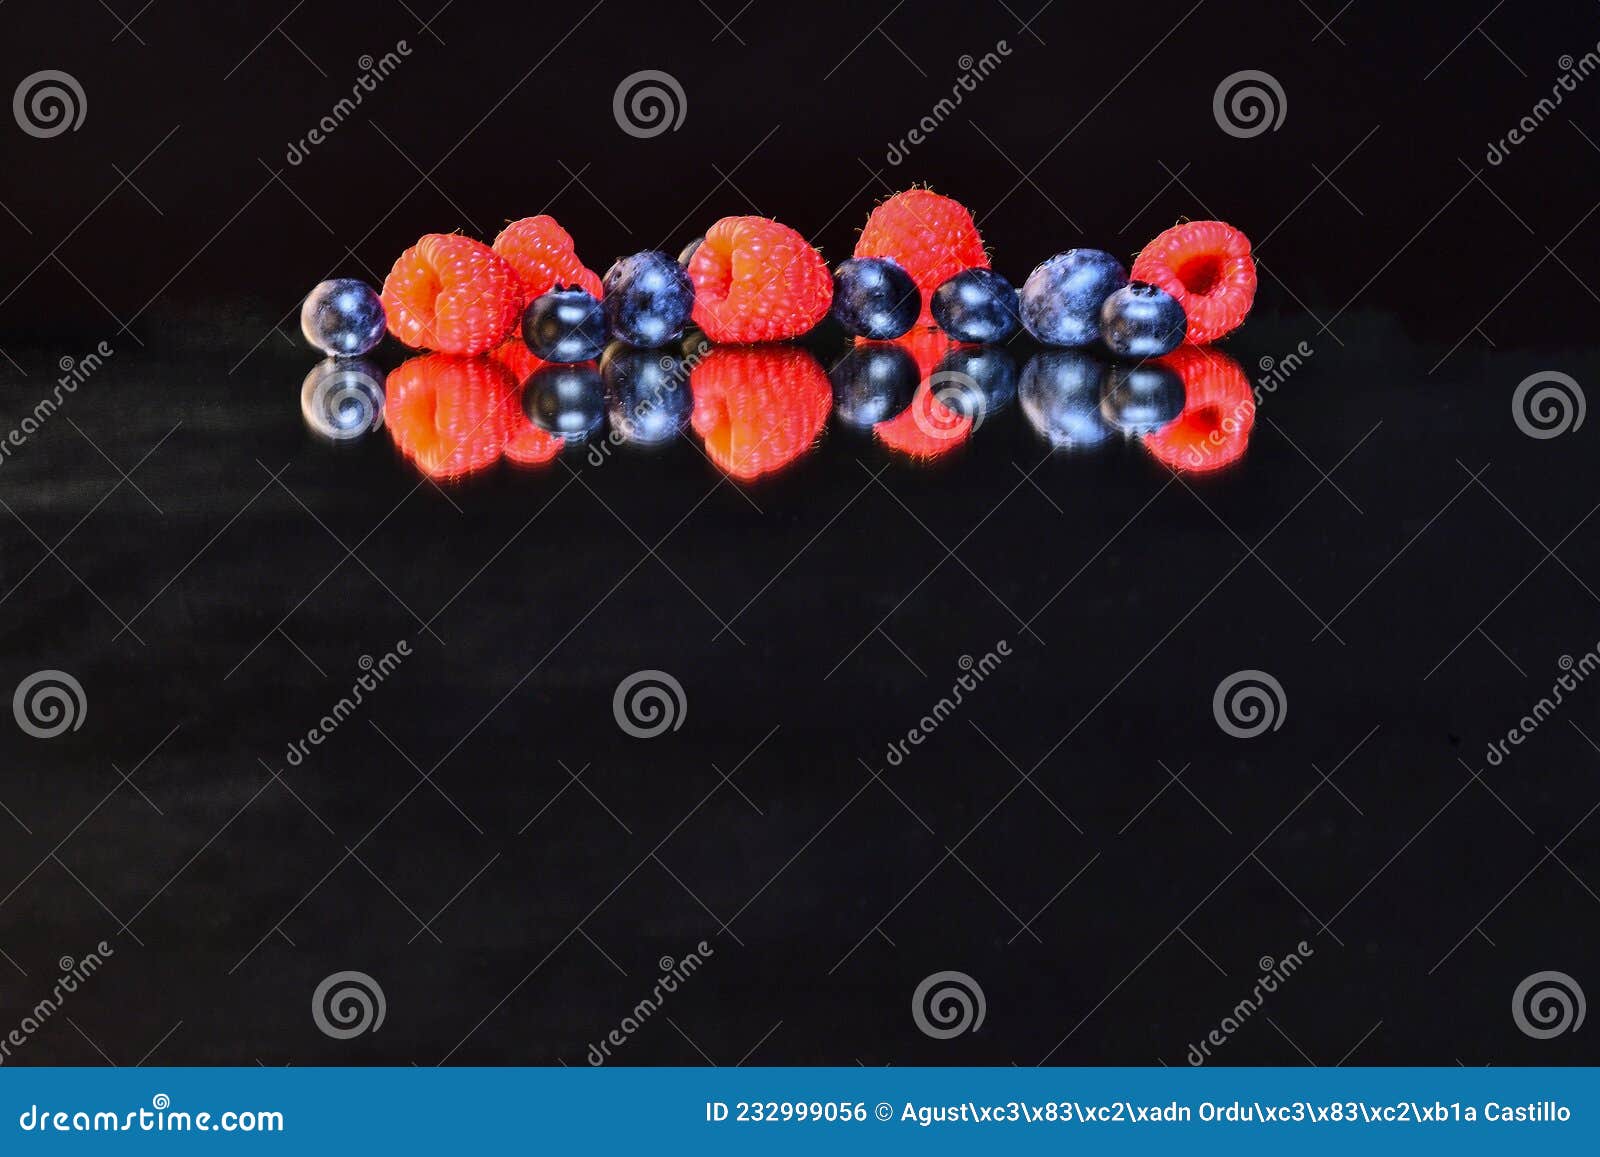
1141 345 1255 473
1131 220 1256 344
687 216 832 343
385 354 514 479
690 346 831 480
854 189 988 327
487 336 547 384
492 215 603 310
488 339 564 466
381 234 523 356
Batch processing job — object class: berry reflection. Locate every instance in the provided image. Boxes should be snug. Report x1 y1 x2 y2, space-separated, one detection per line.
1140 345 1255 472
689 346 831 481
386 353 564 479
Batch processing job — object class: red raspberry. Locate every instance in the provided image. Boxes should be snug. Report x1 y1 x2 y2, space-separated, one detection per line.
487 335 548 384
1142 345 1255 473
385 354 514 479
1131 220 1257 344
854 189 987 328
381 234 523 356
869 332 970 459
687 216 832 343
492 215 603 310
690 346 831 480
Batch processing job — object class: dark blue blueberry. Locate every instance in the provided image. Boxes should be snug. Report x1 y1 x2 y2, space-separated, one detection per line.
523 287 607 362
299 278 386 357
601 346 692 444
932 345 1018 421
1019 351 1114 449
1020 249 1128 347
1101 361 1184 435
603 250 695 348
677 236 703 267
931 268 1020 343
299 357 385 442
830 257 920 340
525 362 605 441
828 342 918 427
1099 282 1187 358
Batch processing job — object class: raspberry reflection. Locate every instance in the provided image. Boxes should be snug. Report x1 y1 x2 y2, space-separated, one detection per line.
689 346 831 481
385 354 516 480
1141 345 1255 472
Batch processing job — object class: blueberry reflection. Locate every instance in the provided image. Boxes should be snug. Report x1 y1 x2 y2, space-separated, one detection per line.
301 357 385 443
386 354 515 480
600 345 692 445
1019 350 1115 449
829 341 918 428
932 345 1017 421
1100 360 1184 436
690 345 831 481
1141 345 1255 473
526 361 605 442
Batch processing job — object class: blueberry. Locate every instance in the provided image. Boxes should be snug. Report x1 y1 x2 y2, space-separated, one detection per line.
1101 361 1184 435
1019 351 1114 448
931 268 1020 343
603 250 695 348
1099 282 1187 358
601 346 692 444
828 342 918 427
830 257 920 340
932 345 1018 421
1020 249 1127 347
523 287 607 362
677 236 704 267
300 357 385 442
525 362 605 440
300 278 385 357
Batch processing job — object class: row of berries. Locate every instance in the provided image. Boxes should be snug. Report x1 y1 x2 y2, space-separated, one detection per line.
299 189 1256 366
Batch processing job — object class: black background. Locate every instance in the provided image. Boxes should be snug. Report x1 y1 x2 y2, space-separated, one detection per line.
0 0 1597 1066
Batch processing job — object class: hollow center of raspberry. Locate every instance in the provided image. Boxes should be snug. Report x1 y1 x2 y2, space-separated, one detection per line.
1174 254 1224 296
696 245 735 305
